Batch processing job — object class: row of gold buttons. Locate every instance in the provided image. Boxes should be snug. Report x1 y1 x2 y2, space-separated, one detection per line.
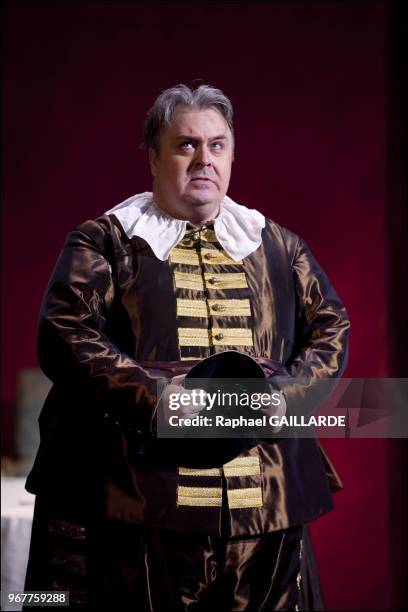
172 227 253 352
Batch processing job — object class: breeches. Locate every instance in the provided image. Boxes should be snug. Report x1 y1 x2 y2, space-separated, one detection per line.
25 495 322 611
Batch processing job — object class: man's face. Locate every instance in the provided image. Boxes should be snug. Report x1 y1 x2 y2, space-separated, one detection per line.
149 107 234 221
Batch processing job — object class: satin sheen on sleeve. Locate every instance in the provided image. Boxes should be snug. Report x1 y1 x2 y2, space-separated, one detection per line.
274 235 350 417
37 219 165 427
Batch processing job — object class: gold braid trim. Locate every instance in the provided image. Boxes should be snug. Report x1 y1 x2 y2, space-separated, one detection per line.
177 485 223 507
227 487 263 508
201 248 243 265
178 467 223 476
176 299 208 318
178 327 253 347
178 456 261 478
174 271 205 291
176 298 251 318
204 272 248 290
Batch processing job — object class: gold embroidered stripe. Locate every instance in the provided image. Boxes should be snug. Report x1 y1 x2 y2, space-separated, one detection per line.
177 486 223 507
174 272 248 291
174 271 205 291
178 328 253 347
178 328 211 347
177 298 251 318
224 456 260 466
201 249 243 265
223 465 261 477
204 272 248 290
208 299 251 317
227 487 263 509
170 247 242 266
178 456 261 478
170 248 200 265
223 456 261 477
178 467 223 477
177 299 208 318
213 328 253 347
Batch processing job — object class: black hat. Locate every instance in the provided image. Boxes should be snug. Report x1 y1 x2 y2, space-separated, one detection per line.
152 350 268 468
186 349 265 380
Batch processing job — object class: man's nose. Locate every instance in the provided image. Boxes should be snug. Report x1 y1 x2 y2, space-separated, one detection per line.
194 145 211 166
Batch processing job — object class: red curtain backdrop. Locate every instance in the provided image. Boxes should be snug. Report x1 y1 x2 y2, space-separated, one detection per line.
1 2 405 610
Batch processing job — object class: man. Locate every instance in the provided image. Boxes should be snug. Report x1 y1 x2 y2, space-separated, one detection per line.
24 84 350 610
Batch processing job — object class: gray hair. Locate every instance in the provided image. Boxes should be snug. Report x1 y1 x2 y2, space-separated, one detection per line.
142 83 234 153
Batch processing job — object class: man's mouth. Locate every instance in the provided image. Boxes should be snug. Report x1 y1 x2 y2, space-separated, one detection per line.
190 177 213 182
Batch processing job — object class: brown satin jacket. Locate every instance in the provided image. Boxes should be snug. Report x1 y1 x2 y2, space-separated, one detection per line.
26 212 350 536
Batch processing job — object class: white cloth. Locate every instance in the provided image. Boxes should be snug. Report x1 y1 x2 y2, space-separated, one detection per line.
104 192 265 262
1 478 35 611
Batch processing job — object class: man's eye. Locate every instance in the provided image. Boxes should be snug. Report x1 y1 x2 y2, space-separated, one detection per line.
180 142 194 149
212 142 223 150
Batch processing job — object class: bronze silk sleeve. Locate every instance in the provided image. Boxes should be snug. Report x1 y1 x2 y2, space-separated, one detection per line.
37 219 163 428
274 236 351 417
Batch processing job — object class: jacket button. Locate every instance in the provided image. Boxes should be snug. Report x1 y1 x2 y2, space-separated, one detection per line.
208 277 218 284
193 232 200 240
212 303 220 311
205 252 215 259
214 332 224 340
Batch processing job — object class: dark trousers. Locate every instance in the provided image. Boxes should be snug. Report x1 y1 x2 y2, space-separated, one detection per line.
24 494 323 611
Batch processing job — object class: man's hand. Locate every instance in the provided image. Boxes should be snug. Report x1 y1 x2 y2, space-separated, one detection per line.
159 376 207 425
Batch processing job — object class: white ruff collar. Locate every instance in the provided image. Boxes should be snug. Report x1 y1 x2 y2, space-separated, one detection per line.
104 192 265 262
